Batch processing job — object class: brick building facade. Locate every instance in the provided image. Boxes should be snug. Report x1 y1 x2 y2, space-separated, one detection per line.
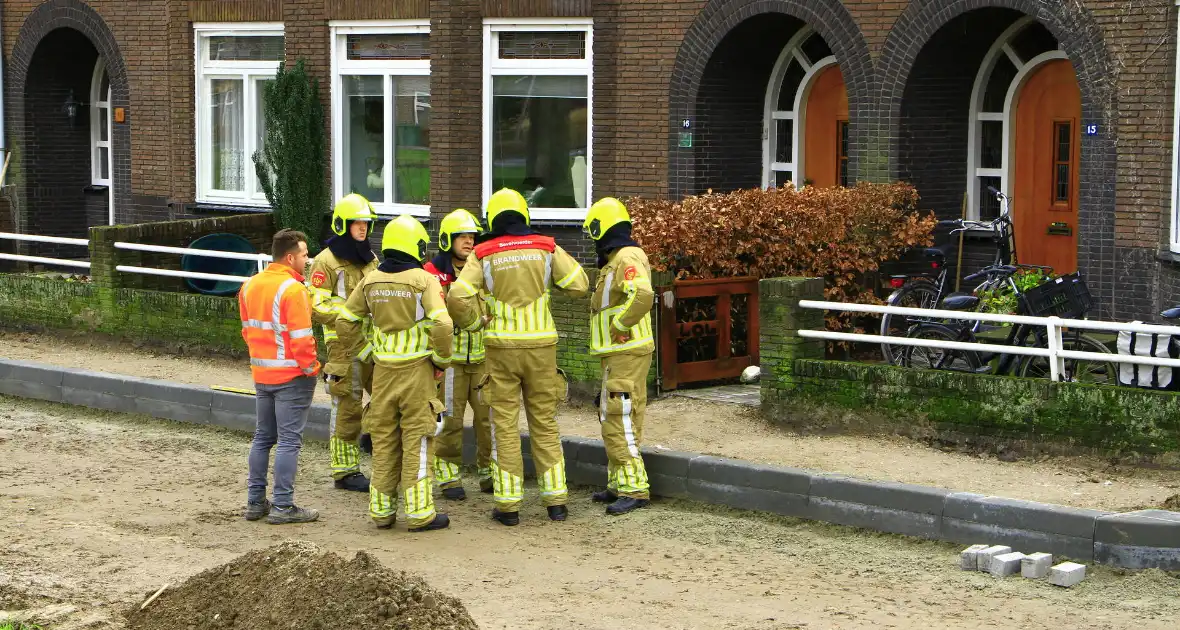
2 0 1179 319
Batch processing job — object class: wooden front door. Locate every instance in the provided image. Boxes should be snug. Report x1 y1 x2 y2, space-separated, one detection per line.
804 65 849 188
1013 59 1080 274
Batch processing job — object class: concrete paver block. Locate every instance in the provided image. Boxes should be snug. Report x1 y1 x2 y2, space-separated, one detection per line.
960 544 989 570
989 551 1026 577
1049 562 1086 587
809 474 950 515
1022 552 1054 578
976 545 1012 571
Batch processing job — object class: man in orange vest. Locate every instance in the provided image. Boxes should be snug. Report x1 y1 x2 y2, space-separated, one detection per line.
240 228 322 525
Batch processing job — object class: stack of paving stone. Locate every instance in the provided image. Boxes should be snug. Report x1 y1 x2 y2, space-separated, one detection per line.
960 544 1086 587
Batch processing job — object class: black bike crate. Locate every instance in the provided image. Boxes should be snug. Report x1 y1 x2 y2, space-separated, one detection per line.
1017 272 1093 319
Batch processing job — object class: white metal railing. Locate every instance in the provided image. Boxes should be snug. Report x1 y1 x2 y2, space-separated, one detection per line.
798 299 1180 383
114 241 271 283
0 231 90 270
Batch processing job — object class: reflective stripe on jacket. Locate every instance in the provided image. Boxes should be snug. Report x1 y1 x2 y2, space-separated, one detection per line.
589 246 656 356
426 258 486 364
447 235 589 349
308 250 376 343
239 263 321 384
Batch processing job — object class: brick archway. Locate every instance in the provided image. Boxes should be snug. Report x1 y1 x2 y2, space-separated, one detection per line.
877 0 1116 313
667 0 873 199
6 0 131 232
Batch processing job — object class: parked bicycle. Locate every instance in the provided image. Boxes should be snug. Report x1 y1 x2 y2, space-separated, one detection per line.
899 267 1116 384
879 186 1050 365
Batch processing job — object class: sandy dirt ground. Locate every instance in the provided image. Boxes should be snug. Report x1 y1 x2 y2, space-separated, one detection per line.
2 330 1177 513
2 396 1179 630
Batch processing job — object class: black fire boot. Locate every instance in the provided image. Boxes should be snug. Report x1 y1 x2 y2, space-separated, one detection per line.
491 508 519 526
547 505 568 521
334 472 370 492
606 497 650 516
409 513 450 532
591 489 618 503
441 486 467 501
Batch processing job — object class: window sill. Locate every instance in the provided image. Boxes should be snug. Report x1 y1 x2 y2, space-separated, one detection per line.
1157 249 1180 265
189 202 273 215
84 184 109 194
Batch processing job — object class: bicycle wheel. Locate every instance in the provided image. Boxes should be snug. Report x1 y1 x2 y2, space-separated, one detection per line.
901 323 983 372
1018 333 1117 385
880 280 940 365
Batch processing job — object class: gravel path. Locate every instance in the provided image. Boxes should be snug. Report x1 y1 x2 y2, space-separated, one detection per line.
2 396 1179 629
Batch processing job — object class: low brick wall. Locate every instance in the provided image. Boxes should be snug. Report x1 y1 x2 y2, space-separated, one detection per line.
757 276 1180 456
90 213 274 292
0 274 246 355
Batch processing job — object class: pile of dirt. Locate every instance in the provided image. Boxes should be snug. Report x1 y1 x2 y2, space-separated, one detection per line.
124 541 479 630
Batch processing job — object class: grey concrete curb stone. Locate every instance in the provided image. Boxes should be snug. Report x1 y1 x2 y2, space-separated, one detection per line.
686 456 811 518
942 493 1109 562
808 474 950 539
5 357 1180 571
1094 510 1180 570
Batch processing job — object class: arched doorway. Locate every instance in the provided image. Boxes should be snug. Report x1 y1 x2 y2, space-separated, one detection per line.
762 27 848 189
7 0 130 246
966 17 1077 273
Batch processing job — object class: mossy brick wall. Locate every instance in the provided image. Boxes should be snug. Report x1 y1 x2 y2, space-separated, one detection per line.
758 277 826 409
0 274 246 355
89 214 275 293
757 275 1180 455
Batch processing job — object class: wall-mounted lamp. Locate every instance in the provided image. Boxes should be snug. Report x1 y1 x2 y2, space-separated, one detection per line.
63 89 83 126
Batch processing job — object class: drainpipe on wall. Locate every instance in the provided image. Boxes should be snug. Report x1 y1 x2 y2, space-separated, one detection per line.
0 5 7 189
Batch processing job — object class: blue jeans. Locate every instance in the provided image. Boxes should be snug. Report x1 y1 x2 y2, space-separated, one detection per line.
247 376 316 506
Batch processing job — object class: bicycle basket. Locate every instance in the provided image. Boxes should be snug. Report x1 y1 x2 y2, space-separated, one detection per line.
1017 272 1093 319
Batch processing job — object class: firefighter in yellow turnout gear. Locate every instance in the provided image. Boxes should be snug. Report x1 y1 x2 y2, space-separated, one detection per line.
309 194 380 492
447 188 589 526
424 208 492 500
584 197 656 515
334 214 453 532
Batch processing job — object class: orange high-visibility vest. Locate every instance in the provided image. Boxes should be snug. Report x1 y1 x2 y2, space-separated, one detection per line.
238 263 321 384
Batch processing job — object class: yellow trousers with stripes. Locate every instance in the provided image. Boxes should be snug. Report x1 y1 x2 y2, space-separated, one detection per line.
600 352 652 500
327 354 373 480
366 360 440 529
486 345 567 511
433 361 492 490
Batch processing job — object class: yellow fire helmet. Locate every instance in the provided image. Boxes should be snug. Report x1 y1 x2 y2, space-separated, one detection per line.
331 193 380 236
380 214 430 262
484 188 530 228
438 208 483 252
583 197 631 241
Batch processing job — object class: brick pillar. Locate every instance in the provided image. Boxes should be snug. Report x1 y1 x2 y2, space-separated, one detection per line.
430 0 483 218
758 277 824 409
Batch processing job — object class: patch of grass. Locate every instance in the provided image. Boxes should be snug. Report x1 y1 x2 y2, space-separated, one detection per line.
1 622 45 630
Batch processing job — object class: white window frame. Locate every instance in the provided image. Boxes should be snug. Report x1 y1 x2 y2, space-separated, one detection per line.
965 16 1067 228
1171 0 1180 252
483 18 594 222
193 22 284 207
90 56 115 225
761 26 838 190
90 57 111 188
330 20 432 218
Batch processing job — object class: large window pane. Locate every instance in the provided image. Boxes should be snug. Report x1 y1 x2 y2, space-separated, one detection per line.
393 77 430 205
492 75 589 209
343 75 385 202
211 78 244 191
